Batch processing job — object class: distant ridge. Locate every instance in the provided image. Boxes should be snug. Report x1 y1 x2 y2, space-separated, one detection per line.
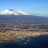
0 9 30 15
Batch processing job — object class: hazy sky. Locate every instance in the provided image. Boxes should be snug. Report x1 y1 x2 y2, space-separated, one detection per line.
0 0 48 16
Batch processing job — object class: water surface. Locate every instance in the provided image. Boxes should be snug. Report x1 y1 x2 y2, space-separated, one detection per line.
0 35 48 48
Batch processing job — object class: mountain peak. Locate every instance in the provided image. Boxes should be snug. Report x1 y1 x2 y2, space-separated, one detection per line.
8 9 16 12
0 9 30 15
9 9 14 11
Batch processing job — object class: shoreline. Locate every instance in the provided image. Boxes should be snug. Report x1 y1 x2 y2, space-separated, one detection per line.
0 31 48 42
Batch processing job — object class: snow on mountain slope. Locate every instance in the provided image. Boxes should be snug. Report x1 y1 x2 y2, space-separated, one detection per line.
0 9 30 15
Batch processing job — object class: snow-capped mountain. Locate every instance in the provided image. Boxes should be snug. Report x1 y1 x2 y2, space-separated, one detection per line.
0 9 30 15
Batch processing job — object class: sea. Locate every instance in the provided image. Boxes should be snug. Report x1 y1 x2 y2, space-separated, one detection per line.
0 35 48 48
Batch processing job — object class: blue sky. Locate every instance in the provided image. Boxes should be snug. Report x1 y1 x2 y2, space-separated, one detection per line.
0 0 48 16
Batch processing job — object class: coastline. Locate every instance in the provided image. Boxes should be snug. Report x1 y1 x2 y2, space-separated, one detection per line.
0 31 48 42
